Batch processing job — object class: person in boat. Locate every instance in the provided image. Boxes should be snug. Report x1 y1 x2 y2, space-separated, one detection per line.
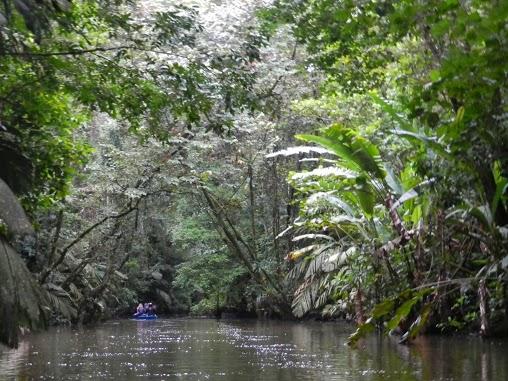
146 303 155 316
133 303 145 317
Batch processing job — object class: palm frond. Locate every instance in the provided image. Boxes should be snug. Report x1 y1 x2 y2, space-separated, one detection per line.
266 146 331 158
292 276 320 317
296 124 386 180
46 292 77 321
305 192 356 216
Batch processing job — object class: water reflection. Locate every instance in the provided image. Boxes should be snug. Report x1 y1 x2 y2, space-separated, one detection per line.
0 319 507 380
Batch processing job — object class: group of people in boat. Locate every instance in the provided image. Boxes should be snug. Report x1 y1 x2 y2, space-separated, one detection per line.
133 302 157 317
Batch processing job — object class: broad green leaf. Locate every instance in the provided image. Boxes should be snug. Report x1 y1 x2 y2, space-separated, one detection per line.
297 125 385 180
386 296 419 331
430 70 441 81
400 302 433 343
384 164 403 196
371 299 395 319
356 187 375 217
292 234 334 242
492 161 508 217
348 317 375 346
370 92 415 132
306 192 356 216
469 205 493 228
391 129 452 160
266 146 331 158
391 178 435 211
290 167 357 181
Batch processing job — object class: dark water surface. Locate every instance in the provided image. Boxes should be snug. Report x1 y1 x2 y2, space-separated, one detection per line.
1 318 507 380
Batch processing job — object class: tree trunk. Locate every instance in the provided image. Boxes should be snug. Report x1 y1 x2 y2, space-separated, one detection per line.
354 288 365 325
271 160 281 261
285 154 303 252
479 278 489 337
247 163 257 255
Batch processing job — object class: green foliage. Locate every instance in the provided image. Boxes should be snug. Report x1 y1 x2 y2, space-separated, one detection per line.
173 249 247 315
279 124 431 324
261 0 508 343
297 124 385 180
266 0 508 217
0 0 266 211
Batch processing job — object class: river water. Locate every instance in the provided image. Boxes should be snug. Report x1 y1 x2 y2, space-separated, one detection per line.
0 318 507 380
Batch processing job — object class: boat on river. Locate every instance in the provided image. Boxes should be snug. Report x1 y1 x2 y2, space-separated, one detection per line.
131 314 158 320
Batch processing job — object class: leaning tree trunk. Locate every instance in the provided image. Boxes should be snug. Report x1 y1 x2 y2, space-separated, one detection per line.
478 278 489 337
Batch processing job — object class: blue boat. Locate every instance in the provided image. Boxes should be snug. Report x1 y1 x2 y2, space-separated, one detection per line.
131 313 158 320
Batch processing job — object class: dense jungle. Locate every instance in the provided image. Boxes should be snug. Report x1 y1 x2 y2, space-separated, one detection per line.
0 0 507 351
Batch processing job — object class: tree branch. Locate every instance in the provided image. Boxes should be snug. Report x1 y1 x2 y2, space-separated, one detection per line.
47 209 64 265
4 45 135 57
39 200 140 284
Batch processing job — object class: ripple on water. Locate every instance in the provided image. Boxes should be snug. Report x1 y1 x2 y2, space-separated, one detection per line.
1 319 508 381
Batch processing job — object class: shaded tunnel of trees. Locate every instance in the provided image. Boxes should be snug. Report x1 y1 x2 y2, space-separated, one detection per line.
0 0 507 348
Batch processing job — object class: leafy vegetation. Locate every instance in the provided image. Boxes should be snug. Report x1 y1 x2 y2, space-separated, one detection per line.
0 0 507 348
262 0 508 343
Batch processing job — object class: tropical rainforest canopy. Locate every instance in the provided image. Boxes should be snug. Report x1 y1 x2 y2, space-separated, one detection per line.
0 0 507 348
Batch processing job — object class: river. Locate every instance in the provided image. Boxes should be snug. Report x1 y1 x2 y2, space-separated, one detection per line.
0 319 507 380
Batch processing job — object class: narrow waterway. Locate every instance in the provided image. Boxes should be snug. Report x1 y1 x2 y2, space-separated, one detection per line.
1 319 507 380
